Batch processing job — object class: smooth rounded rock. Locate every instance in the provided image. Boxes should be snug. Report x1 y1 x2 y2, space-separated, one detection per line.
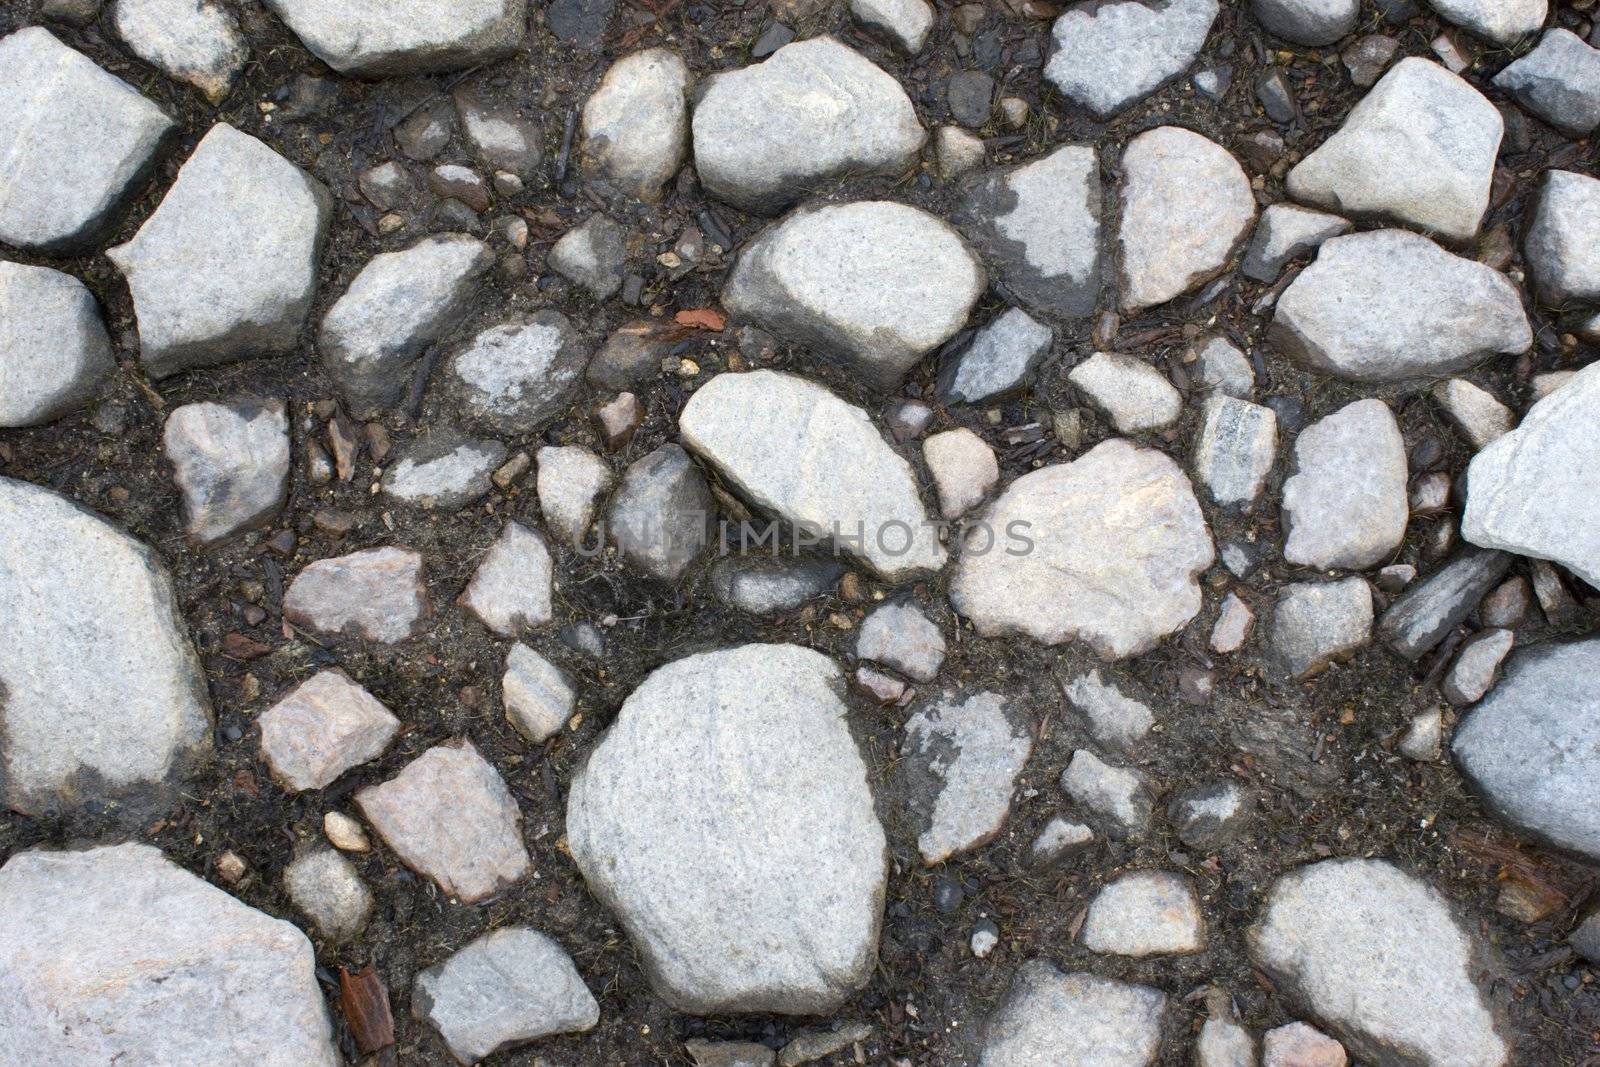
581 48 690 200
1080 870 1205 957
263 0 527 77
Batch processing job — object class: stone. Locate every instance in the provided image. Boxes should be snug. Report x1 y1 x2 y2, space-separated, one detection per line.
319 234 493 416
597 392 643 449
714 558 843 616
284 849 371 941
547 0 615 46
582 48 690 200
566 645 888 1013
549 214 628 300
460 522 555 636
42 0 104 24
939 309 1053 405
971 924 1000 959
357 161 414 210
108 124 329 379
1068 353 1183 433
1241 204 1352 283
395 103 453 160
953 144 1102 319
0 843 338 1065
947 71 995 127
609 444 714 581
382 435 505 510
114 0 248 103
852 0 933 52
1211 593 1256 654
1270 578 1373 681
1452 639 1600 861
1494 30 1600 137
1170 781 1254 850
976 962 1166 1066
443 312 587 435
1530 559 1580 626
0 478 212 817
1443 627 1513 704
1044 0 1220 118
1433 379 1512 451
1062 670 1154 754
1281 399 1408 569
1195 395 1277 509
262 0 526 76
1080 870 1205 957
537 445 613 549
1286 59 1501 241
952 440 1213 659
427 164 488 211
453 92 541 178
902 691 1032 863
934 126 986 179
1060 750 1153 840
1263 1023 1347 1067
1344 33 1401 87
1258 68 1299 123
1198 1016 1257 1067
689 1041 777 1067
283 546 429 644
324 811 371 852
924 429 998 518
779 1023 873 1066
1426 0 1546 46
1272 231 1530 382
680 371 945 578
503 643 575 743
1119 126 1255 312
1523 170 1600 305
1377 548 1510 659
258 669 400 792
0 263 115 427
0 28 175 252
1249 858 1510 1067
1192 335 1255 397
722 203 983 389
1252 0 1359 45
857 603 945 682
1479 577 1532 630
691 37 925 214
1029 817 1095 865
413 928 598 1063
1572 908 1600 965
163 399 290 543
588 321 678 389
1400 708 1443 761
357 740 529 902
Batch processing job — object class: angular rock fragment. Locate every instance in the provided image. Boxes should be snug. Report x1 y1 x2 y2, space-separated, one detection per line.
902 691 1032 863
712 557 843 616
1241 203 1351 283
1068 353 1183 433
1192 335 1255 398
454 91 541 177
1043 0 1220 118
852 0 933 52
382 435 505 510
1493 30 1600 138
460 522 555 636
857 603 945 682
1270 578 1373 681
284 848 371 941
1252 0 1359 46
1029 817 1095 866
1198 1013 1257 1067
263 0 527 77
1195 395 1277 509
582 48 690 200
283 547 429 644
1062 670 1154 754
1080 870 1204 957
1426 0 1546 46
1264 1023 1347 1067
1281 399 1408 569
977 961 1166 1066
549 214 628 300
1522 169 1600 306
939 309 1053 405
536 445 612 549
164 399 290 543
1377 548 1510 659
503 643 576 743
442 312 588 435
924 429 999 519
259 670 400 792
1210 593 1255 654
0 262 115 428
114 0 248 103
1169 781 1254 850
1443 627 1513 705
1433 379 1512 451
1060 749 1154 840
609 444 715 581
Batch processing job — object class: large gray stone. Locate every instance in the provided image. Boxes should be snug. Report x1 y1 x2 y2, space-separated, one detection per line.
1462 361 1600 587
977 961 1166 1067
566 644 888 1014
263 0 526 76
0 843 338 1066
0 27 174 252
691 37 925 214
108 124 330 379
1043 0 1220 118
1271 230 1531 382
1522 169 1600 306
164 399 291 543
1426 0 1546 45
1286 58 1501 241
723 202 983 389
581 48 690 201
0 262 114 428
1494 30 1600 137
442 312 588 435
283 546 429 644
902 690 1032 863
680 371 946 579
1250 858 1510 1067
0 478 211 817
1281 399 1408 570
114 0 249 103
951 439 1213 659
1252 0 1359 45
609 444 715 582
1377 548 1511 660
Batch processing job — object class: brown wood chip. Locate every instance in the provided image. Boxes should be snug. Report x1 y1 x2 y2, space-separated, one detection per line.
339 965 395 1055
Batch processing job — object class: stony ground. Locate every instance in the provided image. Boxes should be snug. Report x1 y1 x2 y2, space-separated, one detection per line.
1 0 1599 1065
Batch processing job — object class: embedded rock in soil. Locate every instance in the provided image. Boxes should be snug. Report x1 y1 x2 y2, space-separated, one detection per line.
951 439 1213 659
1442 627 1513 705
712 557 844 615
413 928 599 1063
1043 0 1220 118
1264 1023 1347 1067
1240 203 1351 284
976 961 1166 1067
0 262 114 428
1452 639 1600 862
1198 1015 1257 1067
460 521 555 636
1281 399 1408 570
1285 58 1501 241
1169 781 1254 850
1494 30 1600 138
0 843 338 1065
0 477 211 817
924 428 999 519
1251 0 1359 46
1062 670 1154 754
262 0 526 77
108 124 330 379
163 399 290 544
536 445 613 549
1030 818 1095 866
1060 749 1154 840
1192 335 1255 398
283 848 371 942
691 37 925 214
114 0 249 103
1377 548 1510 660
565 644 887 1014
901 690 1033 864
1067 353 1183 434
851 0 934 53
1433 379 1512 451
722 202 984 389
454 91 541 177
503 643 576 743
688 1040 778 1067
1269 578 1372 681
939 309 1054 405
1249 858 1510 1067
1426 0 1546 46
258 669 400 792
1271 231 1530 382
608 443 715 582
283 546 429 644
442 312 589 435
581 48 691 201
549 213 628 300
1194 394 1277 509
0 27 175 252
357 740 530 902
857 602 945 682
381 434 506 511
1522 170 1600 306
1080 870 1205 957
680 370 946 579
1210 593 1255 654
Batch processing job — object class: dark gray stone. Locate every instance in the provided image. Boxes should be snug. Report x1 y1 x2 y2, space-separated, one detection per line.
1377 548 1511 660
609 444 715 581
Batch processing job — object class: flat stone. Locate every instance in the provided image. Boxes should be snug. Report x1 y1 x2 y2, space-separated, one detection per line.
1523 169 1600 306
977 961 1166 1066
319 234 493 417
1241 203 1352 283
857 603 945 682
1252 0 1359 45
109 124 330 379
1377 548 1511 659
382 434 505 510
1062 670 1154 754
1081 870 1205 957
0 262 114 427
1426 0 1546 45
946 70 995 127
902 690 1032 863
924 428 999 518
413 928 598 1063
283 546 429 644
536 445 613 549
1453 639 1600 861
0 27 175 252
1270 578 1373 681
1029 817 1095 866
0 477 212 817
722 202 983 389
114 0 248 103
1170 781 1254 850
1210 593 1256 654
953 144 1101 319
1044 0 1220 118
940 309 1053 406
460 521 554 636
689 1040 777 1067
1281 399 1408 569
502 643 576 743
441 313 587 435
952 440 1212 658
566 644 888 1014
1249 858 1510 1067
263 0 526 76
691 37 925 214
1068 353 1183 433
582 48 690 200
1060 749 1154 840
1272 230 1530 382
1494 30 1600 137
1443 627 1513 705
712 557 843 615
608 444 714 581
1119 126 1255 312
680 370 945 579
1192 335 1255 397
1264 1023 1347 1067
0 843 338 1065
258 669 399 792
453 91 541 177
284 849 371 941
1195 394 1277 509
1286 58 1501 241
852 0 934 52
549 214 628 300
164 399 290 543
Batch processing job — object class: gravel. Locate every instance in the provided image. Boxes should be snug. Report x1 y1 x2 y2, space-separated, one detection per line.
549 213 628 300
850 0 933 53
856 602 945 682
536 444 612 549
0 262 115 427
1425 0 1547 45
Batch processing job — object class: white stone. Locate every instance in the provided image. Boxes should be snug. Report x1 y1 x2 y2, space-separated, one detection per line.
1193 335 1255 397
1060 749 1153 840
0 262 114 427
582 48 690 200
114 0 248 103
1443 627 1513 705
976 961 1166 1066
1062 670 1154 754
924 429 998 518
851 0 934 52
536 445 613 549
857 603 945 682
1523 169 1600 305
1195 394 1277 508
1252 0 1359 45
1068 353 1183 433
262 0 526 76
1494 30 1600 138
284 849 371 941
902 691 1033 863
258 670 399 792
1401 709 1443 761
1029 818 1095 866
1211 593 1255 654
443 312 588 435
548 213 627 300
1197 1016 1257 1067
324 811 371 852
1081 870 1205 957
1270 578 1373 681
382 435 505 510
608 444 714 581
283 546 429 644
460 521 555 636
164 399 290 543
1241 203 1352 283
934 125 986 179
1281 399 1408 570
1264 1023 1347 1067
1044 0 1220 118
940 309 1054 404
1432 379 1512 450
1426 0 1546 45
503 643 576 743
